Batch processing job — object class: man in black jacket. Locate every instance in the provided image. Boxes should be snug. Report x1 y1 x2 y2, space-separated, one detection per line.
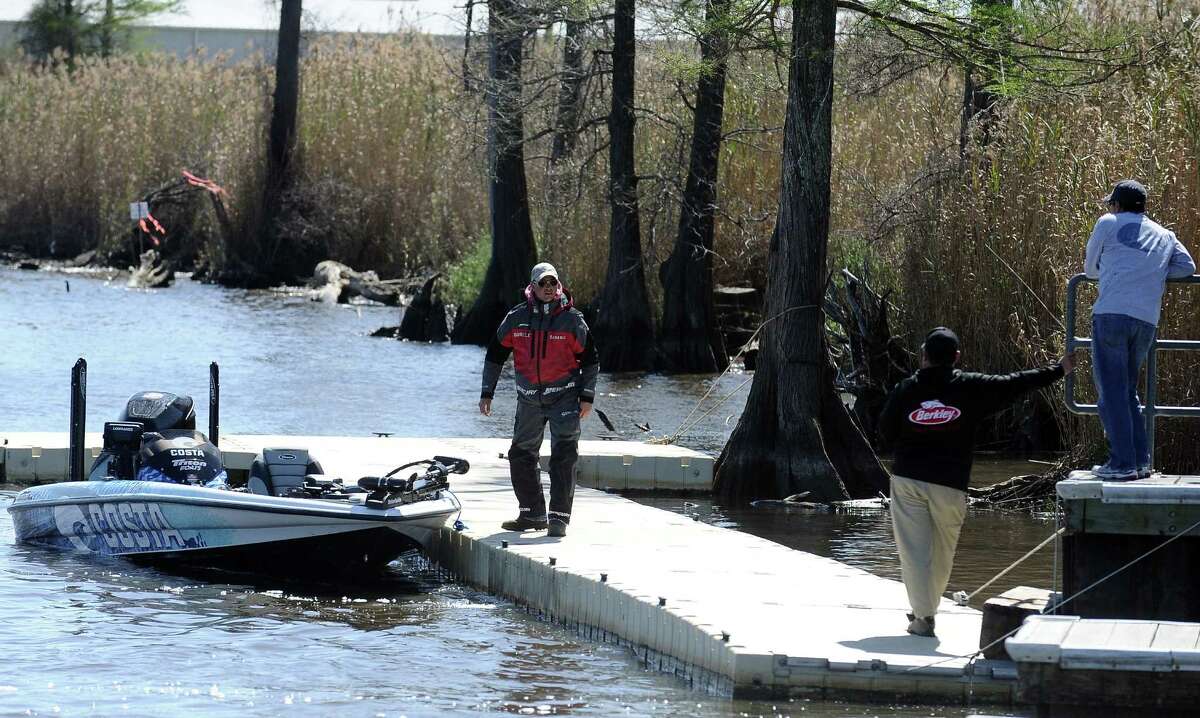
879 327 1075 637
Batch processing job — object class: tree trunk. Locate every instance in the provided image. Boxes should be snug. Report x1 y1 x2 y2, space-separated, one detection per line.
958 0 1012 155
549 17 584 164
400 273 450 342
826 267 913 450
658 0 730 374
100 0 114 58
451 0 538 346
65 0 77 69
255 0 303 283
540 15 585 265
592 0 655 371
714 0 887 503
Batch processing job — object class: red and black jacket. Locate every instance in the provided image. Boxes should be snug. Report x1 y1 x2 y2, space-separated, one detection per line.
481 286 599 405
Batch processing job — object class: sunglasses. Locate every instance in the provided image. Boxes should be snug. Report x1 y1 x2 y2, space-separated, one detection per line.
538 277 559 287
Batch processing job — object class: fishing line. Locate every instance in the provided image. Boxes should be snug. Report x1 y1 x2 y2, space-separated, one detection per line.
655 303 818 445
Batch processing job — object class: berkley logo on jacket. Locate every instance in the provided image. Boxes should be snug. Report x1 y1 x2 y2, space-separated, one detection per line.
908 400 961 426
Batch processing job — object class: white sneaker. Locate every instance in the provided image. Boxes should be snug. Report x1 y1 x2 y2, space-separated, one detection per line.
1092 464 1138 481
1137 465 1153 479
906 615 936 637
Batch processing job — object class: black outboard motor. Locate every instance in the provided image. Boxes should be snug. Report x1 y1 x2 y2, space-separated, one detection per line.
89 391 226 486
119 391 195 431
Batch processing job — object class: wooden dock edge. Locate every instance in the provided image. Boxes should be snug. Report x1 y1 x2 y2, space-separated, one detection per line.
425 525 1017 703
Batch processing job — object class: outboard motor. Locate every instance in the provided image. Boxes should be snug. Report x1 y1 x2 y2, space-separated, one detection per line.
89 391 227 487
120 391 196 431
137 432 226 486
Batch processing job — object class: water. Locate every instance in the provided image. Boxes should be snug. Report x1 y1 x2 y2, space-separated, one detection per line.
641 458 1062 608
0 267 1039 717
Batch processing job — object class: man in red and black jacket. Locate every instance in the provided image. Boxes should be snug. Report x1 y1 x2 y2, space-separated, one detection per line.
879 327 1075 638
479 262 599 538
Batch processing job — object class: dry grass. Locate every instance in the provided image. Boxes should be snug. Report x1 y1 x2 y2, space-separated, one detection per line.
2 28 1199 467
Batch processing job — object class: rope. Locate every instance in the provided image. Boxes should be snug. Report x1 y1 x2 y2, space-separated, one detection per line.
902 514 1200 675
952 527 1065 606
1050 497 1062 614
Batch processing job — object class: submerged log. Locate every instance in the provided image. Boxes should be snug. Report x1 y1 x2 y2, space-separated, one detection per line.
966 451 1085 511
127 249 173 288
308 260 404 306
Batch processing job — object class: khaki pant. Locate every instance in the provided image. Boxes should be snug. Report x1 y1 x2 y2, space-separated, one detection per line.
890 474 968 619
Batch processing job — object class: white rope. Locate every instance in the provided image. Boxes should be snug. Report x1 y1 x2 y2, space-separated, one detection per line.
952 527 1065 606
1050 496 1062 614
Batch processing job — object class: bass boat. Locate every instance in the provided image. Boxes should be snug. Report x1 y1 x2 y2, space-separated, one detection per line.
7 360 464 575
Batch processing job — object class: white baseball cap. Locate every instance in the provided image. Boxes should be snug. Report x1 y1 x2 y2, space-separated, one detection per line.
530 262 559 284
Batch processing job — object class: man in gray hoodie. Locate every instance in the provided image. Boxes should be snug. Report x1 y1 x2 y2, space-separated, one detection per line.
1084 180 1195 480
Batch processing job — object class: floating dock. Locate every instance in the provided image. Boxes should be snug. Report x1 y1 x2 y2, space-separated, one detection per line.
1 432 1016 702
1008 614 1200 711
1059 470 1200 621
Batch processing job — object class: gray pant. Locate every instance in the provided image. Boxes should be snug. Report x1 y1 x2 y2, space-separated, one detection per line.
509 393 581 524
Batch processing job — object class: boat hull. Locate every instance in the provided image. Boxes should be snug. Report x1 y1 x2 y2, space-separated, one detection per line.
7 480 460 575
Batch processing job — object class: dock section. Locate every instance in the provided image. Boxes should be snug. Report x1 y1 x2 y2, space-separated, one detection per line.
1059 470 1200 621
1 432 1015 702
0 433 713 492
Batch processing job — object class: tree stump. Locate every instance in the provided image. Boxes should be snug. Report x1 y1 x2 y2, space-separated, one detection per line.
399 273 450 342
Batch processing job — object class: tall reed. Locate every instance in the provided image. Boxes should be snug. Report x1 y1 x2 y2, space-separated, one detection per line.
2 28 1198 467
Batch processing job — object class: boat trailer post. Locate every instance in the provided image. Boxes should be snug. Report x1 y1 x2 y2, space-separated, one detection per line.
69 358 87 482
209 362 219 447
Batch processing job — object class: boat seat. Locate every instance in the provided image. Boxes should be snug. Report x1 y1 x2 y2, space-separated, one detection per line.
247 448 323 497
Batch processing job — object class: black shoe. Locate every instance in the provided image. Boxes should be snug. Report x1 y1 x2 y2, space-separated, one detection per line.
501 516 547 532
548 520 567 538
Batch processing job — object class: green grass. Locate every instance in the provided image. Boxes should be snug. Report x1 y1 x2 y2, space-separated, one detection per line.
442 235 491 309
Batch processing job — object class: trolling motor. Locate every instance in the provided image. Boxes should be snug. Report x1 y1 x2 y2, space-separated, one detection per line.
358 456 470 509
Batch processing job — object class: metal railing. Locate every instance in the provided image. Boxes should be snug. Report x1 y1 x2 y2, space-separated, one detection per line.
1064 273 1200 462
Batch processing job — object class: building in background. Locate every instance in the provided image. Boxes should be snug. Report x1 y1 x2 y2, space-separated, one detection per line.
0 0 464 63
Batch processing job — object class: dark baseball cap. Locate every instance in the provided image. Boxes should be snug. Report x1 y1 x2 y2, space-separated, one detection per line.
923 326 960 365
1103 179 1147 210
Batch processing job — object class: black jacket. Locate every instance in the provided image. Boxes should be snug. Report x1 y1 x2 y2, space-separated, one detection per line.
879 363 1065 492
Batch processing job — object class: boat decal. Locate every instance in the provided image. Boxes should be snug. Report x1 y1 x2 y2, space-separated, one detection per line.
55 501 199 554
